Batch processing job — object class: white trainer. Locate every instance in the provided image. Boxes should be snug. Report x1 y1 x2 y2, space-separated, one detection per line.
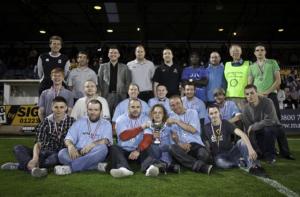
1 162 19 170
97 162 108 172
31 167 48 178
110 167 134 178
54 165 72 176
145 165 159 177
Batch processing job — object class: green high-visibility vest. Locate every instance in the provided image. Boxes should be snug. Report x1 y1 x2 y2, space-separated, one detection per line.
224 61 250 98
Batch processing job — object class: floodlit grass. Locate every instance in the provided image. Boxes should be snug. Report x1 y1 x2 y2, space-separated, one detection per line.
0 137 299 197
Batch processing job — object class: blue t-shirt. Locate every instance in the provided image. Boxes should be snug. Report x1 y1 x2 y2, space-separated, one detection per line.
181 96 207 120
112 98 150 122
181 66 209 101
116 114 151 151
169 109 204 146
65 117 113 149
206 64 225 102
148 97 172 115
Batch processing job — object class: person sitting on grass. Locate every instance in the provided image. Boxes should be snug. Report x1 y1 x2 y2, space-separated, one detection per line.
1 96 75 177
204 104 267 177
135 104 180 176
108 99 154 178
168 95 213 175
54 99 113 175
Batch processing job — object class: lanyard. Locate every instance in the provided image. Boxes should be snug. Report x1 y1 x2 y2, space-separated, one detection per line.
87 119 101 140
49 115 66 140
211 122 222 147
51 86 61 97
129 118 140 129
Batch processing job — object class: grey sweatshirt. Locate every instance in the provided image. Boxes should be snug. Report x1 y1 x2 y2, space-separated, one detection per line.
243 96 281 131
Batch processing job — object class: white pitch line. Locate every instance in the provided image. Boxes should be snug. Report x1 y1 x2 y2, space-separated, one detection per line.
257 177 299 197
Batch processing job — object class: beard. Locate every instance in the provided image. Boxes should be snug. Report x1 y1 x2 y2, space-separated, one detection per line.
89 116 100 122
129 112 140 119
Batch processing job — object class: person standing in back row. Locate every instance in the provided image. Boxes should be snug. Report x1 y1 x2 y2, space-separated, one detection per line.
37 35 70 95
127 45 156 102
181 52 208 102
98 46 132 115
224 44 250 111
153 48 182 97
67 51 98 101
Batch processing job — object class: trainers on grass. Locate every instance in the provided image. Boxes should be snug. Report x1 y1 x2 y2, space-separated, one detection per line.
168 164 181 174
200 164 213 175
54 165 72 176
249 166 268 178
97 162 108 172
31 168 48 178
1 162 19 170
145 165 159 177
110 167 133 178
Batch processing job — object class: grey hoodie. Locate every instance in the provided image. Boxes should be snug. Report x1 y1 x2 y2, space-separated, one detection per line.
243 96 281 131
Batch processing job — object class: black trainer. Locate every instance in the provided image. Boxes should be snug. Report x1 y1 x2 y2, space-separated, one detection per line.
154 162 167 174
168 164 181 174
249 166 268 178
283 155 295 160
200 164 213 175
266 158 276 165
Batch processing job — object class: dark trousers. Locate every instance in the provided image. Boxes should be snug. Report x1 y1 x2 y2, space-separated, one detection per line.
107 145 150 172
274 127 291 157
268 93 281 119
13 145 59 171
138 91 154 103
268 93 291 156
249 127 276 161
170 143 210 172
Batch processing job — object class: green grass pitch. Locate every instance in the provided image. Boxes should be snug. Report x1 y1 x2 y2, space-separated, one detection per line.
0 137 299 197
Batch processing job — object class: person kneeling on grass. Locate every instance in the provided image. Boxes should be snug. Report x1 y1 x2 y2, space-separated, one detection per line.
1 96 75 177
54 99 113 175
204 104 267 177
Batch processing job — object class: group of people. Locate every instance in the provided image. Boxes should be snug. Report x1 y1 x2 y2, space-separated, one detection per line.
1 35 295 178
278 69 300 109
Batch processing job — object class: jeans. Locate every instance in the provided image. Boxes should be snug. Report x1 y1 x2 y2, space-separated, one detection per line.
13 145 59 171
214 140 259 169
58 144 108 172
147 144 172 164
